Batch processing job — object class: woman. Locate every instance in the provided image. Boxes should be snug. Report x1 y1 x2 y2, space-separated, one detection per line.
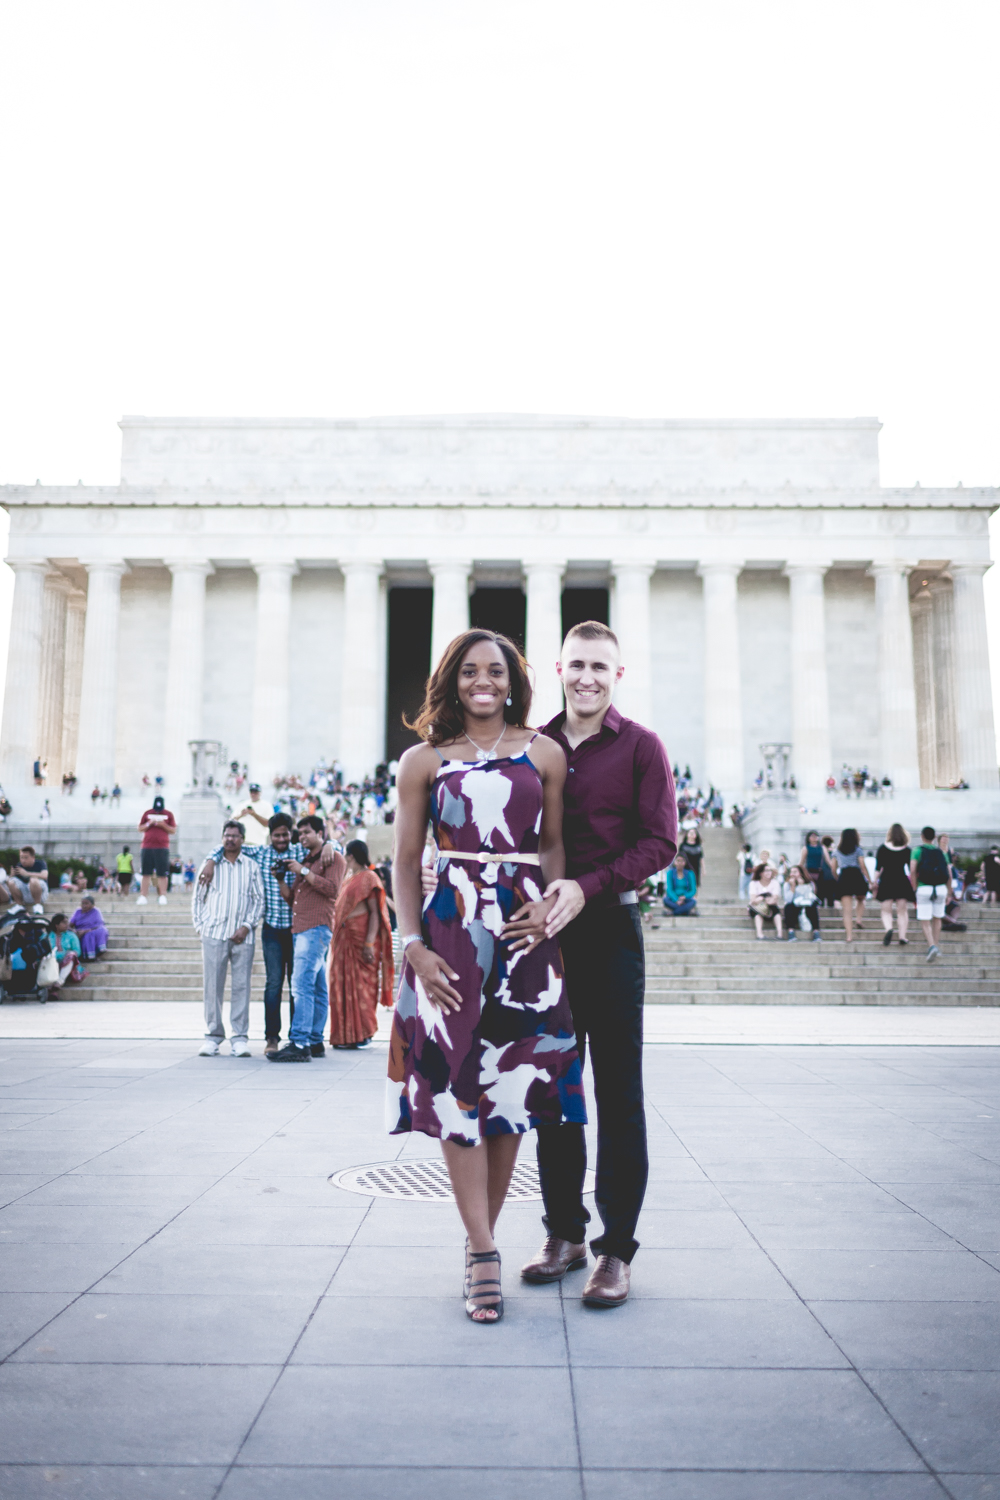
874 823 914 946
663 855 698 916
49 913 85 989
389 629 585 1324
799 831 826 891
679 827 703 888
328 839 394 1049
782 864 821 941
817 836 839 907
70 896 108 959
748 862 784 939
833 828 871 943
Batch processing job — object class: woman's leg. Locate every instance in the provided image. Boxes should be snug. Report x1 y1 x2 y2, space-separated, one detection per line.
754 912 764 938
442 1140 501 1321
896 900 909 941
485 1133 523 1234
880 901 893 933
842 894 853 941
774 907 784 938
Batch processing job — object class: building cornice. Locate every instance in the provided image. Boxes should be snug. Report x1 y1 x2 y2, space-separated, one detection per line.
2 483 998 512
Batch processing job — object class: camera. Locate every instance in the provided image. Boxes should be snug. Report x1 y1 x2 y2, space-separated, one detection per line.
272 860 291 880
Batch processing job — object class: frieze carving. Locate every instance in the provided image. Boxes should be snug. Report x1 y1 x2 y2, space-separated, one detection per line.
878 511 909 535
706 511 737 534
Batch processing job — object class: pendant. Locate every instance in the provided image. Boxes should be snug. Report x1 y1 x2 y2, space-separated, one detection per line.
484 751 495 761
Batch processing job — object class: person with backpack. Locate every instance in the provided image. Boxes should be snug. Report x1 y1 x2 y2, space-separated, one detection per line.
910 826 953 962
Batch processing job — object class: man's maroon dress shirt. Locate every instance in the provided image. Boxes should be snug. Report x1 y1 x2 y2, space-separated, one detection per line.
542 704 678 905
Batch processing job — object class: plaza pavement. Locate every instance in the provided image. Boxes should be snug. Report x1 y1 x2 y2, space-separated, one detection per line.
0 1025 999 1498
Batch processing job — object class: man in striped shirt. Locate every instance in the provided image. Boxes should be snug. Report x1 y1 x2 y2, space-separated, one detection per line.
193 820 265 1057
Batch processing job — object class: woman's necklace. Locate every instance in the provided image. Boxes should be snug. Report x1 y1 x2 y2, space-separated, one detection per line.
463 724 507 762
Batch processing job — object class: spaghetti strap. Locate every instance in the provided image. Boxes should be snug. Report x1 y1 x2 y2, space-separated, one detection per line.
432 746 447 761
526 730 541 744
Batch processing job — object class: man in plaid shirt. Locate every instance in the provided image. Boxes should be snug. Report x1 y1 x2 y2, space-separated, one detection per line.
200 812 335 1053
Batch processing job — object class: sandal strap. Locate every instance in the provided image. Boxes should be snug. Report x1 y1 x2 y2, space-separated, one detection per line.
468 1250 500 1264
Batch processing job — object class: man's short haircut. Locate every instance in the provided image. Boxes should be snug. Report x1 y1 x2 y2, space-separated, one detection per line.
921 825 936 841
562 620 620 652
222 820 246 837
20 846 35 856
297 814 325 835
268 812 293 833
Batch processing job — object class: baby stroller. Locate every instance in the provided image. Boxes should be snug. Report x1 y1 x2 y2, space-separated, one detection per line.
0 908 56 1003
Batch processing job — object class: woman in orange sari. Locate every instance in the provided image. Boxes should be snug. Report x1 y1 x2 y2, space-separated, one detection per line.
328 839 395 1048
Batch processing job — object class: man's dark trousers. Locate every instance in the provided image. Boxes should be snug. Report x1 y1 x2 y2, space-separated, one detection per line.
536 902 647 1262
261 924 294 1042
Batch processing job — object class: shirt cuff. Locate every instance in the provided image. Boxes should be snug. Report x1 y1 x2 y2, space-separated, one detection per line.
576 870 607 904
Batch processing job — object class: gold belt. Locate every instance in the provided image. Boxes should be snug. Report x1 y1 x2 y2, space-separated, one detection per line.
440 850 541 866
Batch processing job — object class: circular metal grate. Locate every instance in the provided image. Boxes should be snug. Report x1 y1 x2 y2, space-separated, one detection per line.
330 1158 595 1202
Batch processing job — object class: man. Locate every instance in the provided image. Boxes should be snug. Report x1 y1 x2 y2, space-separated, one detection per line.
235 783 270 846
504 621 676 1308
910 826 953 963
200 813 335 1054
137 796 177 905
116 846 134 896
8 846 49 914
192 820 264 1058
268 814 345 1063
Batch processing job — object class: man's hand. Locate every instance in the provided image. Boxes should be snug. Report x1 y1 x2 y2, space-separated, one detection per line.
541 878 586 938
231 925 249 945
286 859 304 876
419 862 436 898
501 897 552 953
407 944 463 1012
198 859 216 888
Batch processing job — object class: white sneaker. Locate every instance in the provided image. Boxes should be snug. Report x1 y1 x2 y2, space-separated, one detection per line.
198 1040 220 1056
158 895 167 906
136 896 148 906
231 1039 252 1057
32 903 44 915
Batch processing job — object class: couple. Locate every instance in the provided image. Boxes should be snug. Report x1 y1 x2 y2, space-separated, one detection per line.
388 621 676 1322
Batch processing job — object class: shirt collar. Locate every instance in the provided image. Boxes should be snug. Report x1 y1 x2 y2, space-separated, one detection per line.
543 703 623 743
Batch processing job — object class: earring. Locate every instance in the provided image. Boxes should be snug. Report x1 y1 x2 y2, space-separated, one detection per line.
506 695 512 706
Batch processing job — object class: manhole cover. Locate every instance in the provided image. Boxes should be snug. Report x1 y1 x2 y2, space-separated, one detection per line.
330 1158 596 1202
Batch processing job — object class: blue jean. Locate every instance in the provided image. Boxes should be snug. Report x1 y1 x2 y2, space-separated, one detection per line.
288 925 331 1047
261 924 294 1041
664 896 697 915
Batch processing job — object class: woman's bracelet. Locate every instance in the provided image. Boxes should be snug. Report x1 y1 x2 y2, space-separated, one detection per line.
400 934 425 951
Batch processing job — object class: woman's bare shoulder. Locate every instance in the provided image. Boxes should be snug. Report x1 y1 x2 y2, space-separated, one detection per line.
525 731 565 771
397 742 441 780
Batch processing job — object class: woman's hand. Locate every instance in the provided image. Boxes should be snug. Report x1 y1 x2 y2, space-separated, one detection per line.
406 943 463 1012
361 942 376 966
501 894 555 952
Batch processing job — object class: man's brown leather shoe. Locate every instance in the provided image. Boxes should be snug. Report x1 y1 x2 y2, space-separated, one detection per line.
520 1236 588 1283
582 1254 630 1307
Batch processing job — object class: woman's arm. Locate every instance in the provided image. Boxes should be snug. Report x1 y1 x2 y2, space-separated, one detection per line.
392 746 462 1011
361 894 379 958
532 736 567 890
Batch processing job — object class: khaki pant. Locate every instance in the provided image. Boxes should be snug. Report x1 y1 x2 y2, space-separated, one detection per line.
202 934 255 1042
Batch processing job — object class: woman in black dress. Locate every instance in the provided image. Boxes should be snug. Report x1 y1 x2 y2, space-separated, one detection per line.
875 822 914 946
679 827 703 888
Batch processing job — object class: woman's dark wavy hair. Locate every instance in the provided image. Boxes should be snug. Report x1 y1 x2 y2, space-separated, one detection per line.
405 629 533 747
838 827 860 855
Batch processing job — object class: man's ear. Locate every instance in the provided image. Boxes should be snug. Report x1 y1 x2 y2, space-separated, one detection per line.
616 664 625 681
555 659 564 681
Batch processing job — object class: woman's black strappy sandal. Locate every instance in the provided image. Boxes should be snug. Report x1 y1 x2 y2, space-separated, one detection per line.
465 1249 503 1323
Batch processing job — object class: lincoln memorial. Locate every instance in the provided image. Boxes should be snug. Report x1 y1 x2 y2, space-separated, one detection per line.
1 415 997 837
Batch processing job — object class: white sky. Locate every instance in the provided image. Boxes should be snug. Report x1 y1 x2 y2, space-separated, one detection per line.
0 0 997 737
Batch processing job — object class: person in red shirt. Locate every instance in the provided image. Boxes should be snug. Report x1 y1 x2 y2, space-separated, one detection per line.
504 621 677 1308
137 795 177 906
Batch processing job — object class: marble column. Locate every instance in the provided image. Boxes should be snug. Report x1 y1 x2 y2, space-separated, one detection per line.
250 561 296 791
950 563 999 788
76 561 128 790
38 572 75 787
429 561 471 669
0 560 50 788
871 563 920 791
611 563 655 726
928 575 959 786
339 561 384 782
909 589 937 789
698 563 745 799
61 590 87 781
784 564 832 796
163 561 214 794
524 563 565 725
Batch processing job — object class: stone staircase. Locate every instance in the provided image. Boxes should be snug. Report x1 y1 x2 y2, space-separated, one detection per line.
42 887 1000 1007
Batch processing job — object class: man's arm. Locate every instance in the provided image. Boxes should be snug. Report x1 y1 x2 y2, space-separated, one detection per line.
191 865 208 932
577 735 677 902
296 851 344 899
